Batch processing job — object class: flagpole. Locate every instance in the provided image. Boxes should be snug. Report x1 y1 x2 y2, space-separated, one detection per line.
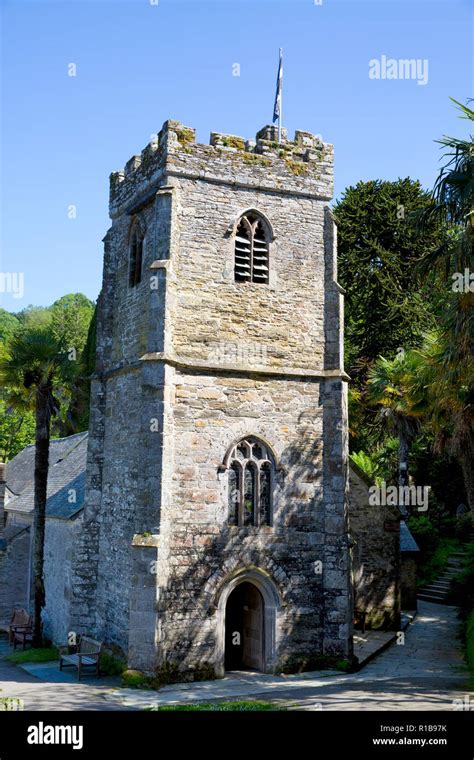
278 48 282 144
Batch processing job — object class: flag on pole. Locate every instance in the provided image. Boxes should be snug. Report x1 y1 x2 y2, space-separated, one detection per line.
273 48 283 125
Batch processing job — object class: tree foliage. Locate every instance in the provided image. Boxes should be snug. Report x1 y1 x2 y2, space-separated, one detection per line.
0 309 20 343
50 293 95 358
0 328 73 645
334 178 443 379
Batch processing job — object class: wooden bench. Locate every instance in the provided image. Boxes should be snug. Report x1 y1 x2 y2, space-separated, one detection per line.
59 636 102 681
8 608 30 644
10 610 34 650
354 608 367 634
13 626 34 650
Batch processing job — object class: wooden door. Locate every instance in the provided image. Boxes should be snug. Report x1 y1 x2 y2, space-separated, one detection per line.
242 585 264 670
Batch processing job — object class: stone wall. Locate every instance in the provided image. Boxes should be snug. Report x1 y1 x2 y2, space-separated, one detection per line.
349 465 401 630
42 516 83 644
0 528 31 628
401 555 418 610
140 370 351 677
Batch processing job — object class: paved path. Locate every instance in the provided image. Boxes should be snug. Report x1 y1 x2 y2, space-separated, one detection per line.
0 640 130 711
0 602 471 711
105 602 473 711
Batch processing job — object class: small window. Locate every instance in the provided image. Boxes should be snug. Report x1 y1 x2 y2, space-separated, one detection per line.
243 463 256 526
259 462 272 526
129 220 144 287
234 212 269 284
228 463 240 526
226 437 274 527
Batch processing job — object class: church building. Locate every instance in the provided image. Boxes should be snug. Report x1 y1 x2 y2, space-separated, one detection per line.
68 119 353 678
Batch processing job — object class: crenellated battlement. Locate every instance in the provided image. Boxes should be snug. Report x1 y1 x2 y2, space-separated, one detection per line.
109 119 333 217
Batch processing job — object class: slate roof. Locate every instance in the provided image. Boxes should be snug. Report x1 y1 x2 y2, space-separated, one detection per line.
5 432 88 520
45 472 85 520
400 520 420 553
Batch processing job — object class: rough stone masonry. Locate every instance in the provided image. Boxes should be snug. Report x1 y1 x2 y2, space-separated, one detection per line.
70 120 353 679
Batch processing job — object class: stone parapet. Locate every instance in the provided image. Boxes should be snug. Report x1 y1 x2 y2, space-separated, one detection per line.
109 120 333 217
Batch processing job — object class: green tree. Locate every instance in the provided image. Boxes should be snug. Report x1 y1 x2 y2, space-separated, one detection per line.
0 329 71 644
61 304 97 434
413 99 474 514
367 350 422 491
417 98 473 282
334 178 443 382
50 293 94 358
411 331 474 514
16 305 52 330
0 397 35 461
48 294 95 436
0 309 20 343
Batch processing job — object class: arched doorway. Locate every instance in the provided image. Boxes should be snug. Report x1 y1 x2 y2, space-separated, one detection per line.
225 582 264 671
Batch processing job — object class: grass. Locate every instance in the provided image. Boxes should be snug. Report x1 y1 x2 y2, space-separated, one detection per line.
6 647 58 664
149 700 284 712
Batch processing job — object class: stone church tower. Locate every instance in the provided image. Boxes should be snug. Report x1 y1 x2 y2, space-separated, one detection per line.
71 120 353 678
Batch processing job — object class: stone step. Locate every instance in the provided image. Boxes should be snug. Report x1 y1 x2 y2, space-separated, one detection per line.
419 582 449 592
417 593 450 604
420 583 449 592
419 583 449 593
421 587 449 596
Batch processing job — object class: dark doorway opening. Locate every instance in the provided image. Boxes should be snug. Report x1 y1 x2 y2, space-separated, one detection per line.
224 582 264 671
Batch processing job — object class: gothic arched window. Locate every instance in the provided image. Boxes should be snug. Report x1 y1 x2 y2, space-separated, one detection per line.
226 437 274 526
129 219 144 287
234 212 270 284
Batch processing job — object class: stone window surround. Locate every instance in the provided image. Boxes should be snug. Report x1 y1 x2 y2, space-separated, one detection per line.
226 437 275 528
214 566 281 674
233 211 271 285
220 434 282 526
128 216 146 288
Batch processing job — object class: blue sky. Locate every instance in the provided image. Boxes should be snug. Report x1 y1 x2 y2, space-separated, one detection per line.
1 0 472 312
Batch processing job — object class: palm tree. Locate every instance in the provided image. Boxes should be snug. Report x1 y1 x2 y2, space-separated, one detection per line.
0 329 68 645
411 331 474 515
414 98 474 515
367 351 422 492
416 98 473 279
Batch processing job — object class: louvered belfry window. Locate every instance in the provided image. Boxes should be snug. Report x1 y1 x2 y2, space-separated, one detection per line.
234 213 269 284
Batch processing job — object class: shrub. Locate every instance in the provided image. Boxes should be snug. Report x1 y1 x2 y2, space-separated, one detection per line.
467 611 474 673
415 537 460 588
451 544 474 620
407 515 439 556
350 451 378 483
454 514 474 543
450 543 474 673
99 652 126 676
122 669 150 688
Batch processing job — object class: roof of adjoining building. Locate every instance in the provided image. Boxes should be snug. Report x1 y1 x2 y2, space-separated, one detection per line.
400 520 420 552
5 432 88 520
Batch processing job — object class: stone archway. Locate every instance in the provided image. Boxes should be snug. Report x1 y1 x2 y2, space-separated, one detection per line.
225 582 264 671
215 567 281 674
